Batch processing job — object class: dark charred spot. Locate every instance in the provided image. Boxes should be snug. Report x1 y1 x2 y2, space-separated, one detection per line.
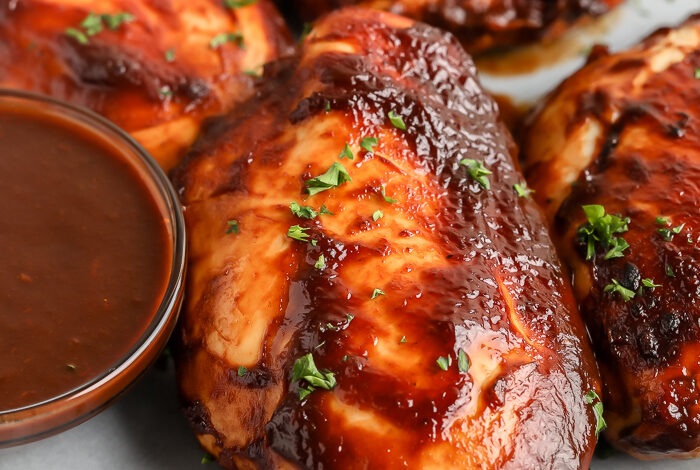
659 311 681 336
228 365 275 389
637 328 660 360
621 263 641 291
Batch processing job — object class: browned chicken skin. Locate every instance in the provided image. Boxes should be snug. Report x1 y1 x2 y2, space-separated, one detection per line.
0 0 293 170
521 15 700 458
173 7 602 469
281 0 624 53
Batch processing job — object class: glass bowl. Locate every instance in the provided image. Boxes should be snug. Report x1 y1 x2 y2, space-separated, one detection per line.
0 89 186 447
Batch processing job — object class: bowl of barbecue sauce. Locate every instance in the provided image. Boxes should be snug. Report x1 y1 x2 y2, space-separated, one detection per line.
0 89 185 446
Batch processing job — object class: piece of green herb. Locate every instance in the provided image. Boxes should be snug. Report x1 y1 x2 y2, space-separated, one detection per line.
576 205 630 260
201 452 215 464
584 390 607 437
287 225 310 242
101 12 134 30
210 32 244 49
237 366 248 376
513 182 533 198
387 110 406 130
460 158 492 190
320 205 334 215
66 363 77 371
224 0 258 8
360 136 378 153
290 202 318 219
81 13 103 35
314 255 325 270
666 264 675 277
604 279 635 302
243 68 261 78
436 356 450 371
380 184 396 204
457 348 470 373
305 162 351 196
373 210 383 221
311 239 318 246
325 101 331 112
164 48 175 62
641 278 661 288
695 68 700 79
342 355 349 361
400 336 407 343
226 219 239 234
292 353 336 400
655 216 669 226
158 86 173 97
338 143 354 160
65 28 88 44
371 288 385 299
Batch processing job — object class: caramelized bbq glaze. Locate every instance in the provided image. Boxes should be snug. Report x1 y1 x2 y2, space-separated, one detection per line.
521 15 700 458
279 0 623 53
0 0 293 170
173 7 601 469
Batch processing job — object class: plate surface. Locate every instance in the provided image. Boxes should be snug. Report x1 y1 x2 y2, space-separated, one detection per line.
2 0 699 468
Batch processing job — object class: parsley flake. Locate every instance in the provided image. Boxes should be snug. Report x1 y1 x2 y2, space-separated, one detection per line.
338 143 354 160
576 205 630 260
695 68 700 79
81 13 103 36
305 162 351 196
210 32 244 49
292 353 336 400
436 356 450 371
164 48 175 62
226 219 239 234
460 158 492 190
457 348 470 373
66 363 77 371
400 336 407 343
380 185 397 204
360 137 378 153
237 366 248 376
65 28 88 44
666 265 675 277
201 452 215 464
371 288 385 299
320 205 334 215
604 279 635 302
513 182 534 198
585 390 607 437
158 86 173 97
102 12 134 30
243 68 261 78
655 216 669 226
287 225 310 242
641 278 661 288
224 0 258 7
373 210 383 221
325 101 331 112
290 202 318 219
314 255 326 270
387 110 406 130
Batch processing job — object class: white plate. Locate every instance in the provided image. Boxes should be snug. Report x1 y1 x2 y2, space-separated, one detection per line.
2 0 699 468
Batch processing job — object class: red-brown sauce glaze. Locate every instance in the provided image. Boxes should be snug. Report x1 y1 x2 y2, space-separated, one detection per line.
0 104 171 411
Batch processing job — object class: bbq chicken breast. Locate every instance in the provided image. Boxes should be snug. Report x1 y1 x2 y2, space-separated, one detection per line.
0 0 293 170
173 7 602 469
521 15 700 458
280 0 624 53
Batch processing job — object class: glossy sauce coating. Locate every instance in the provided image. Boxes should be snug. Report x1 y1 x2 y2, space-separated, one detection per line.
280 0 623 53
0 104 171 411
521 15 700 458
0 0 293 170
174 7 600 469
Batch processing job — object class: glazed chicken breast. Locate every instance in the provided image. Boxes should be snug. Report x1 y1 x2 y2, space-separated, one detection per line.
521 15 700 458
280 0 623 53
173 7 602 469
0 0 293 170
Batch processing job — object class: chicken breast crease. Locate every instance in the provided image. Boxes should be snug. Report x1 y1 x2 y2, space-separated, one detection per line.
521 15 700 459
173 7 601 469
0 0 293 169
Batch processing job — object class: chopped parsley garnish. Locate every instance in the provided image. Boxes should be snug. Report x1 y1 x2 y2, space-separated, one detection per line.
237 366 248 376
460 158 492 190
666 264 675 277
210 32 244 49
371 288 385 299
346 313 354 322
290 202 318 219
305 162 351 196
387 110 406 130
373 210 383 221
201 452 215 464
400 336 407 343
158 86 173 97
243 68 261 78
338 143 354 160
658 223 684 241
695 68 700 79
226 219 239 234
576 205 630 260
164 48 175 62
342 355 349 361
380 184 396 204
66 363 77 371
292 353 336 400
320 205 334 215
457 348 470 373
513 182 533 198
311 239 318 246
65 28 88 44
325 101 331 112
584 390 607 437
287 225 310 242
360 137 378 153
604 279 635 302
641 278 661 288
436 356 450 371
224 0 258 8
81 13 103 35
102 12 134 30
655 216 669 226
314 255 325 270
